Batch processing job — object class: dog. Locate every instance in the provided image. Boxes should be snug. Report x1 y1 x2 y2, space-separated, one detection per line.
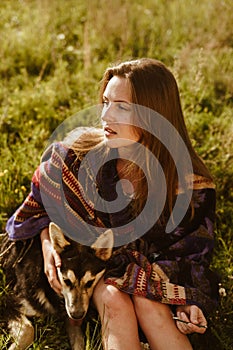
0 222 114 350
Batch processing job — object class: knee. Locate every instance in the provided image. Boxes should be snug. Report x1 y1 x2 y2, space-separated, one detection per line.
101 284 130 311
94 283 131 319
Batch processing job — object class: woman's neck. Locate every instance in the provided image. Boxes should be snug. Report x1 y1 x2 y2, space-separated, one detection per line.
117 143 139 160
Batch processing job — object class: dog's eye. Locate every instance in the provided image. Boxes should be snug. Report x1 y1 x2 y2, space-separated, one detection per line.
63 279 73 287
85 279 95 288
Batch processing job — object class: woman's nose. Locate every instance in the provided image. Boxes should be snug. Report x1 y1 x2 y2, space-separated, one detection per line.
101 102 114 122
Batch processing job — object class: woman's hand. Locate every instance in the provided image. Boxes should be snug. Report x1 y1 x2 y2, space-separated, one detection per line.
175 305 207 334
40 227 62 294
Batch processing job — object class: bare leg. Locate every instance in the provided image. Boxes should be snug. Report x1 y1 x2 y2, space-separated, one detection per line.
93 278 141 350
133 296 193 350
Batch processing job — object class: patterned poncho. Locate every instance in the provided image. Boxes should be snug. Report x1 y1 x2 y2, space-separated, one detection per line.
6 140 219 315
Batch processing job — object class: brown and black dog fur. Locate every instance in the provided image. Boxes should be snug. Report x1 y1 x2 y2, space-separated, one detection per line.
0 222 113 350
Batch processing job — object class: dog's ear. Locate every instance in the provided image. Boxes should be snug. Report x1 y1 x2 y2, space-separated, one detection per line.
91 229 114 261
49 222 70 253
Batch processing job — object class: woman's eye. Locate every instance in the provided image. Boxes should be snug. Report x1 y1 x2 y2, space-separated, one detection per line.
102 101 131 112
118 103 130 111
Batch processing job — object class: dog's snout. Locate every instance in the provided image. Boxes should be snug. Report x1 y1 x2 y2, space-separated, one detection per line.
69 310 86 320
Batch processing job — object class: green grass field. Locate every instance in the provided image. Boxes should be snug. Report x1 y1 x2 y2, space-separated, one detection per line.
0 0 232 349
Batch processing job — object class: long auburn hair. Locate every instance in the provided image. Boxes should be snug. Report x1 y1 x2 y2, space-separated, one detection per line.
98 58 212 220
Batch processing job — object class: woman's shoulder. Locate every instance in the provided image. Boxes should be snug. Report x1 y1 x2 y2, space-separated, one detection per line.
40 141 69 163
189 174 215 191
177 174 215 194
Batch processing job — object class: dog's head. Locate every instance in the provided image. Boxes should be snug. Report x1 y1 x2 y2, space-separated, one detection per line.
49 222 113 320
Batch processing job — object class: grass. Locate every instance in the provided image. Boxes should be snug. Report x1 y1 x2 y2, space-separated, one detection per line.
0 0 232 349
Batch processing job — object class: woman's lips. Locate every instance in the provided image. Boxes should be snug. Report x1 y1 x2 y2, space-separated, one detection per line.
104 126 117 135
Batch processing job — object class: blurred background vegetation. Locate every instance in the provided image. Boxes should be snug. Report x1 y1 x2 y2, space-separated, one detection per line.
0 0 232 349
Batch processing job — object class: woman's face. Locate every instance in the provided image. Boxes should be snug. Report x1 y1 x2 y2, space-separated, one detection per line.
101 76 140 148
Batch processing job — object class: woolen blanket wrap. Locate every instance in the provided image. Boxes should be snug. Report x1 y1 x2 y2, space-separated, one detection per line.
6 141 219 315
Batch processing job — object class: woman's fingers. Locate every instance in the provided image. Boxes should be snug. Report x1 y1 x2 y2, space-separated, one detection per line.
189 305 207 333
175 307 207 334
53 249 62 268
42 243 62 293
175 311 193 334
47 264 62 294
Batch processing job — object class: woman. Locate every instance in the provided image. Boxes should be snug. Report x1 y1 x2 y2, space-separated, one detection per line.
6 58 219 350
